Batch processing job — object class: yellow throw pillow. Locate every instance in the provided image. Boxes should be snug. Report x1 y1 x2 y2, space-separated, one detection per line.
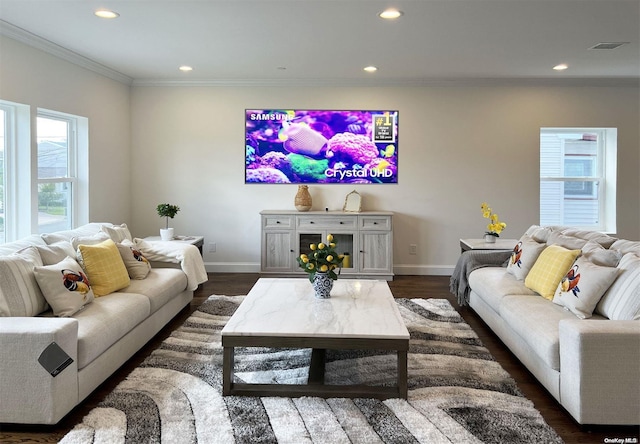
78 239 130 296
525 245 581 300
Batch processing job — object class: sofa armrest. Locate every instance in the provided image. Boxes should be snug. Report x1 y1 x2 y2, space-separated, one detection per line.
0 317 79 424
559 318 640 425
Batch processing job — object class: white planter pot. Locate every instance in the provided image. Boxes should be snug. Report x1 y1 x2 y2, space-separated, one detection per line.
160 228 174 241
484 234 497 243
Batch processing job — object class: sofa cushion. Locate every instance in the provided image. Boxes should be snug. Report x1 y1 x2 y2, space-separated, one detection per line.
547 231 588 250
0 235 46 256
73 292 151 369
41 223 111 244
610 239 640 257
0 250 48 317
560 228 617 248
78 239 130 297
469 267 538 311
596 253 640 320
500 295 577 370
33 256 95 317
525 245 582 300
524 225 553 243
101 223 132 243
117 240 151 280
552 256 619 319
124 268 188 313
506 235 546 280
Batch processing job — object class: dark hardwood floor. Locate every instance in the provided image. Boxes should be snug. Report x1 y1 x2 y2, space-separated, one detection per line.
1 274 638 443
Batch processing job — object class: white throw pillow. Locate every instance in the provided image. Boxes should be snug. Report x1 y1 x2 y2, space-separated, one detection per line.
596 253 640 320
101 223 133 243
33 256 95 317
71 232 111 251
553 256 619 319
36 241 77 265
506 235 546 281
0 249 49 317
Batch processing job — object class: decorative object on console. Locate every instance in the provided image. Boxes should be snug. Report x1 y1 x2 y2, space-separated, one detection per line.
297 233 344 297
156 203 180 240
343 189 362 212
294 185 312 211
481 202 506 242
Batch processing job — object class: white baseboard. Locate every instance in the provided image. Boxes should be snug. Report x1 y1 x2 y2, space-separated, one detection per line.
393 264 454 276
204 262 454 276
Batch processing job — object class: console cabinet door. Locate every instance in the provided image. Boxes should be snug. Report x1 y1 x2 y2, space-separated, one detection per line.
262 230 296 272
359 231 392 275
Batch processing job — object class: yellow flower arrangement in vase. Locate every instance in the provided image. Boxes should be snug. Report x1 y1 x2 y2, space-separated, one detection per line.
297 233 344 283
481 202 507 241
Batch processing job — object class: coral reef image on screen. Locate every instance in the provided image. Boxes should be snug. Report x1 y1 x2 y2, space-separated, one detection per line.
245 109 398 184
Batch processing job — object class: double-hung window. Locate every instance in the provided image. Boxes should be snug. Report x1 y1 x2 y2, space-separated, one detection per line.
0 100 88 244
37 112 77 233
540 128 617 233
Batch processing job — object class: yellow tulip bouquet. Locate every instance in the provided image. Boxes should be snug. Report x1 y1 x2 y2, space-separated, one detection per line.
297 233 344 282
481 202 507 237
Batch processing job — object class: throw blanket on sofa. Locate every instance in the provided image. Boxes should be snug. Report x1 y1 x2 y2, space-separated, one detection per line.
450 250 512 306
133 238 207 291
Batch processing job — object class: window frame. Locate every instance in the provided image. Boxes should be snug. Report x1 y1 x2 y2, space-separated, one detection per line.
539 127 617 233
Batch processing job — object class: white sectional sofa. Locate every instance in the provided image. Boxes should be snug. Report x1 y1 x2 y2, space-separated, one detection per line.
465 225 640 425
0 223 206 424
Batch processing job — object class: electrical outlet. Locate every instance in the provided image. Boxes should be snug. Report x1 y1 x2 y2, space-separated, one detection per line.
208 242 216 253
409 244 417 255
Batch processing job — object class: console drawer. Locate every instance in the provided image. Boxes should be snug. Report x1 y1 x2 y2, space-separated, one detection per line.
359 216 391 230
297 216 357 229
263 215 294 229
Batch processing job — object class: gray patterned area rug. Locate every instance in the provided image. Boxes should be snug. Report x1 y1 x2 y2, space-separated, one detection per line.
60 296 563 444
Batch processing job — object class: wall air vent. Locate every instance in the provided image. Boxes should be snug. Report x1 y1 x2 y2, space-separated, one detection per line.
589 42 629 50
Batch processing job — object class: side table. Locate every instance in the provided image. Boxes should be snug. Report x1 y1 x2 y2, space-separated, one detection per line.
460 238 518 254
144 235 204 256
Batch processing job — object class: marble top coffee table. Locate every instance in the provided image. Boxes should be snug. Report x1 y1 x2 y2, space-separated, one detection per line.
221 278 410 399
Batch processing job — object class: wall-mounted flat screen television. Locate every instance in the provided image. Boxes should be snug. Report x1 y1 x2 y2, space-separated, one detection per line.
245 109 398 184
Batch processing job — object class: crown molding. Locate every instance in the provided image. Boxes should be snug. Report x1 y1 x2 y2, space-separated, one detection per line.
131 77 639 88
0 20 133 85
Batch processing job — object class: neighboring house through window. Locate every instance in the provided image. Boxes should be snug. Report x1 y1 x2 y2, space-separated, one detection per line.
540 128 617 233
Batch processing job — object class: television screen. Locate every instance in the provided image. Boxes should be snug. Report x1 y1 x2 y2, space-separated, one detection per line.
245 109 398 184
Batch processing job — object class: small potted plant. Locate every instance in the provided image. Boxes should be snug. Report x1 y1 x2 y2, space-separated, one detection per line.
481 202 506 243
156 203 180 240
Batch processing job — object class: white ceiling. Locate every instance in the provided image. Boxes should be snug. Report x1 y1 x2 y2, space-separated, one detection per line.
0 0 638 86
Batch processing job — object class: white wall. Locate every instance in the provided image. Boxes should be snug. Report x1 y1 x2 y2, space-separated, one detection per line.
0 36 131 225
130 85 639 273
2 33 637 273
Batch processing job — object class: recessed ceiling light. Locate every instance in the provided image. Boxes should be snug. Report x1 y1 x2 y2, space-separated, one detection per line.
364 66 378 73
94 9 119 19
379 9 403 19
589 42 629 50
553 63 568 71
179 66 193 72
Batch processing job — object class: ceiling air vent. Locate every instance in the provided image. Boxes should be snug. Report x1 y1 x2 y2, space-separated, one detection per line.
589 42 629 50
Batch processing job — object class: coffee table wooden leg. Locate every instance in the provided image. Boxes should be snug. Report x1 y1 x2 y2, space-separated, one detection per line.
223 346 234 395
308 348 326 385
398 350 408 399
